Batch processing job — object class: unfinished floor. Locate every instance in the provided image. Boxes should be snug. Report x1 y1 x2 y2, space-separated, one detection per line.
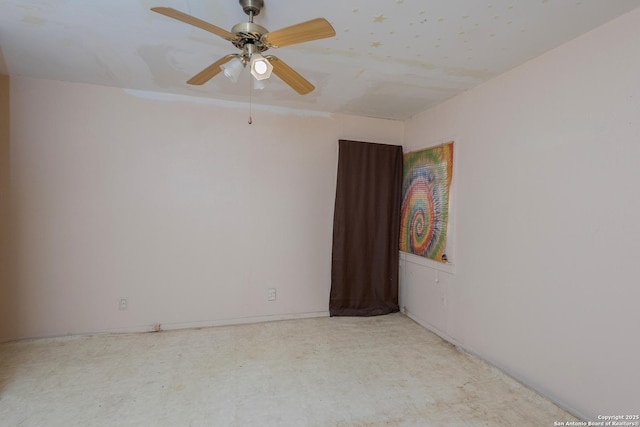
0 314 578 426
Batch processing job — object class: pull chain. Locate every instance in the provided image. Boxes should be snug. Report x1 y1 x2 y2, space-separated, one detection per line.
248 75 253 125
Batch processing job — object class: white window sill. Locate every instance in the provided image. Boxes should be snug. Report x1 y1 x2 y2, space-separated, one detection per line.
399 251 456 275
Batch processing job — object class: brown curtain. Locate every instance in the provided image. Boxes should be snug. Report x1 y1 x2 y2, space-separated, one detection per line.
330 140 403 316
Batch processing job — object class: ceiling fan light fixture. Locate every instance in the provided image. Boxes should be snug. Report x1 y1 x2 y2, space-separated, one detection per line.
250 53 273 80
221 57 244 83
253 77 269 91
151 3 336 94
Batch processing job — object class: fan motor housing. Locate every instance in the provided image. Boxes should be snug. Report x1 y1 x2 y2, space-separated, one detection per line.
231 22 269 52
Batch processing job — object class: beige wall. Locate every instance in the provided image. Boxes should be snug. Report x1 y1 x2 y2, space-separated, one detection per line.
402 8 640 420
0 74 14 341
9 76 403 339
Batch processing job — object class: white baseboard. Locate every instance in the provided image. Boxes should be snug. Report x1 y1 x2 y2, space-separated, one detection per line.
404 309 463 349
98 311 331 335
149 311 331 333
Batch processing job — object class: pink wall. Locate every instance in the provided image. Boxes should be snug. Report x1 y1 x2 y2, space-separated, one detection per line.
402 8 640 420
6 77 402 340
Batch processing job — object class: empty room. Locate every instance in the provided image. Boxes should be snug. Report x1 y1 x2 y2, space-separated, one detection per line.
1 1 639 426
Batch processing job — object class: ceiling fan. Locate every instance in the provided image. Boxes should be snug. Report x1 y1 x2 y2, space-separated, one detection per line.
151 0 336 95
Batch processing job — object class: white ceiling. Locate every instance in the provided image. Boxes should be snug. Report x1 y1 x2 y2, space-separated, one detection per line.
1 0 639 120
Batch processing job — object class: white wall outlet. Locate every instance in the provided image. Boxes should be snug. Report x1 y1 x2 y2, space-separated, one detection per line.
119 298 128 311
267 288 276 301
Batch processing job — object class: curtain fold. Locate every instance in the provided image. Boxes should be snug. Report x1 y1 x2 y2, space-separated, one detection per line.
329 140 403 316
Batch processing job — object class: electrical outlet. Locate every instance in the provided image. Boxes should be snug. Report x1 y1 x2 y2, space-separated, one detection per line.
267 288 276 301
119 298 128 311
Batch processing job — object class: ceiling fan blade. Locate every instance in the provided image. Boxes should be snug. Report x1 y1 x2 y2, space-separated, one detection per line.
151 7 237 41
267 56 315 95
262 18 335 48
187 54 238 85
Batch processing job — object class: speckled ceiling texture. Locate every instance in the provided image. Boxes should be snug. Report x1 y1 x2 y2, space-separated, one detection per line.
0 0 638 119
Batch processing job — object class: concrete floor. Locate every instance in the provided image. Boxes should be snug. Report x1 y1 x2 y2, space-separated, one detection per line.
0 314 579 426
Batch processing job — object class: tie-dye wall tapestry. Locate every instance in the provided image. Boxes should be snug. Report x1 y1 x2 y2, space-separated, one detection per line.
400 142 454 261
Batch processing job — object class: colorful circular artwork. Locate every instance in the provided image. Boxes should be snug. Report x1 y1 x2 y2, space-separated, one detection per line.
400 143 453 261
